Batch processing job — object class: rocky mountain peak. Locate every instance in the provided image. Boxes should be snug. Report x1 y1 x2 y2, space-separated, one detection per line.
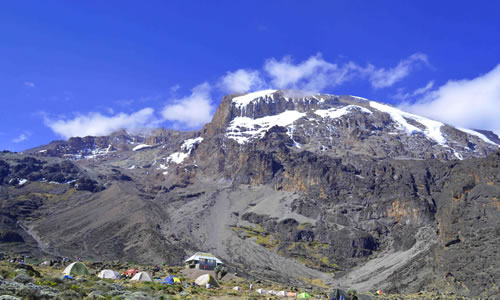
202 89 499 161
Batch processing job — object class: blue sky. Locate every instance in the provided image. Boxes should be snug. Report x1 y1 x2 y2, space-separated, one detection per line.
1 1 500 151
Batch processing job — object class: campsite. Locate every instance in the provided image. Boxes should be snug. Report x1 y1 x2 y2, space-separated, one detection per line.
0 254 466 299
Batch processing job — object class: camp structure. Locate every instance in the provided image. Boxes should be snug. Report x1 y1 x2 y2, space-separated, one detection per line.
62 262 90 276
194 274 219 288
232 286 241 291
276 291 286 297
130 272 152 282
162 275 181 284
185 252 223 270
297 292 312 299
98 269 119 279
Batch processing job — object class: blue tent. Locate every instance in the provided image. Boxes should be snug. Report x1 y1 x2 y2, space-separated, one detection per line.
62 275 73 280
162 275 179 284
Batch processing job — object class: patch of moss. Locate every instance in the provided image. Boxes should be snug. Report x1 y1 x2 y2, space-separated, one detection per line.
296 222 311 230
300 277 329 289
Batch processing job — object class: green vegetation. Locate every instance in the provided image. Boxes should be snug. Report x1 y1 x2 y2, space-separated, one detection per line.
296 222 311 230
231 226 279 250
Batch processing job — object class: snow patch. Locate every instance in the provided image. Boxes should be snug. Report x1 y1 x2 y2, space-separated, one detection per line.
453 151 464 160
128 165 136 169
38 149 47 153
167 152 188 164
232 90 277 109
132 144 152 151
287 125 302 148
370 101 446 145
315 105 372 119
226 110 306 144
457 128 499 146
181 137 203 153
350 95 369 101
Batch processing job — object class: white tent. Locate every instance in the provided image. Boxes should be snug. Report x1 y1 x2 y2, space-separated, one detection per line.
232 286 241 291
256 288 267 294
98 269 119 279
194 274 219 288
130 272 152 282
276 291 287 297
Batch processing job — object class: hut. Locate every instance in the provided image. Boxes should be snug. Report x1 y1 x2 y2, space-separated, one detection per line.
185 252 223 270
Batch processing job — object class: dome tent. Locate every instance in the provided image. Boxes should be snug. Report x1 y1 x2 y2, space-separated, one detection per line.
62 262 90 276
125 268 139 277
131 271 152 282
194 274 219 288
98 269 119 279
162 275 181 284
297 292 312 298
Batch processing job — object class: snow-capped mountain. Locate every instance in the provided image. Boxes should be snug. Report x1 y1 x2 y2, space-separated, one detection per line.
5 90 499 297
207 90 498 161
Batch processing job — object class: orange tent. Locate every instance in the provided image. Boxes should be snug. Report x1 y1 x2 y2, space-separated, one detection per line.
125 268 139 277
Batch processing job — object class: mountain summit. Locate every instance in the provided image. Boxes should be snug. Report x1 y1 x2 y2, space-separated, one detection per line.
2 90 499 297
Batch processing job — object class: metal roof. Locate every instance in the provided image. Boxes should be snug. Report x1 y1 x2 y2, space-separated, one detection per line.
185 252 223 264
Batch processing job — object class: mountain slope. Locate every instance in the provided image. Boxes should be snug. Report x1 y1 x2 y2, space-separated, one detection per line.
2 90 499 297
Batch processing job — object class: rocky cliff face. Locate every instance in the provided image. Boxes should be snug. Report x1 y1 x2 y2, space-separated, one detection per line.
2 90 499 297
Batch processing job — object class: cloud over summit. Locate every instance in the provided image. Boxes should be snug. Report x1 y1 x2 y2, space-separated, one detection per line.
43 53 434 139
401 64 500 136
221 53 428 93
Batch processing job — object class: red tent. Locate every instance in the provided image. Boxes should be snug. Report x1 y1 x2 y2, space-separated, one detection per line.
125 268 139 277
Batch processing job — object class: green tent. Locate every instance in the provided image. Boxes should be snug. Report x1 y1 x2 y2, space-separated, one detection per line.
62 262 90 276
297 292 312 299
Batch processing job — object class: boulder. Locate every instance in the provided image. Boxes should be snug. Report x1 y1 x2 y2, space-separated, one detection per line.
13 274 33 284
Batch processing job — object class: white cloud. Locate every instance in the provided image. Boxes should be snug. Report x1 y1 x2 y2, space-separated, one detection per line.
362 53 428 88
45 108 157 139
394 80 435 100
12 132 31 143
412 80 435 96
161 82 215 129
400 64 500 136
24 81 35 88
169 84 181 95
264 54 355 92
219 69 265 93
261 53 427 92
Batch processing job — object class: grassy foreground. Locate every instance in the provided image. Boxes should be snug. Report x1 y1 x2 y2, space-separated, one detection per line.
0 259 474 299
